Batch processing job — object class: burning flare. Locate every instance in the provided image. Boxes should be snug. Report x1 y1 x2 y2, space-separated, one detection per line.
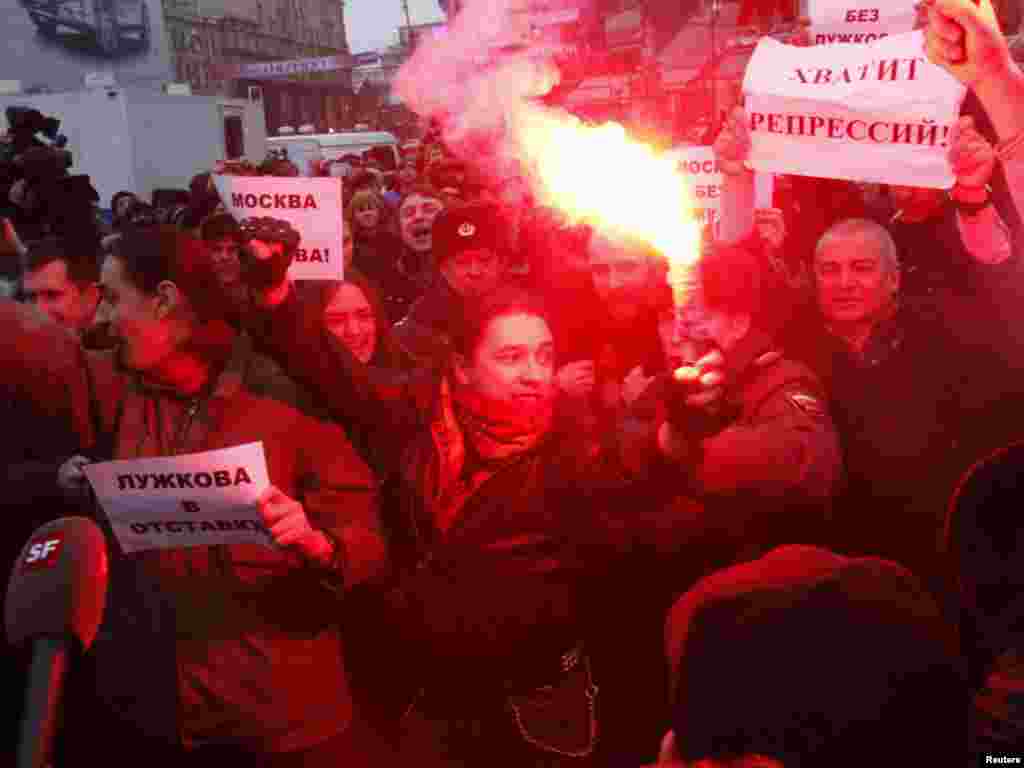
510 104 704 307
391 0 703 307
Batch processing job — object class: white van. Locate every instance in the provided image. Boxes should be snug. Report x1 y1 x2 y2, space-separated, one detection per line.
267 130 401 174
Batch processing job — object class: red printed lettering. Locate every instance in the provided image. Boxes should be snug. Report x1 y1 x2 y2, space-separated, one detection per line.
846 120 868 140
877 59 900 80
868 122 891 142
891 123 914 143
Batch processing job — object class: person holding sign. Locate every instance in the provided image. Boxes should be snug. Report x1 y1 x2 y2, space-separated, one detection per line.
715 96 1024 607
922 0 1024 220
0 226 389 765
716 104 1014 321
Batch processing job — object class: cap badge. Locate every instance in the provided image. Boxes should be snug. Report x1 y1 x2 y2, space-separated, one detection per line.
458 222 476 237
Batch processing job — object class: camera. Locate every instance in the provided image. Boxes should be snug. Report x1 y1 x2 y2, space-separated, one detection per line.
1 107 65 158
1 106 99 246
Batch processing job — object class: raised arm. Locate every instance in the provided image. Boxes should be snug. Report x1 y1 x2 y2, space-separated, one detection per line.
289 408 387 592
715 107 757 245
924 0 1024 222
949 115 1014 265
241 231 433 474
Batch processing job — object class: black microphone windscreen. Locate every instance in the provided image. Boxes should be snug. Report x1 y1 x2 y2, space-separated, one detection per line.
6 516 109 652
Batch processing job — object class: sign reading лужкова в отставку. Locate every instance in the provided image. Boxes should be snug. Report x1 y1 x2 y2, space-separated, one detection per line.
83 442 273 553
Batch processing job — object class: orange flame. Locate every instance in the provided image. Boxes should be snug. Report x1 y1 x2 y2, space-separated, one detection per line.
512 104 703 306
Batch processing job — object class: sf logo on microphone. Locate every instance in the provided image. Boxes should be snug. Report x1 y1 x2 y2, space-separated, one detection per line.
23 533 65 571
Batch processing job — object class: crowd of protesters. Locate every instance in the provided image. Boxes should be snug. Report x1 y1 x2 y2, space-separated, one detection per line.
1 1 1023 765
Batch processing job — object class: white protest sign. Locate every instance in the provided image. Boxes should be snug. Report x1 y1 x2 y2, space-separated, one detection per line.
742 30 966 188
83 442 273 554
808 0 918 46
754 171 773 209
213 175 344 280
668 146 774 239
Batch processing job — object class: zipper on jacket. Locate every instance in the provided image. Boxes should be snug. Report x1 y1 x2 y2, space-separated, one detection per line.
175 396 231 577
174 398 201 454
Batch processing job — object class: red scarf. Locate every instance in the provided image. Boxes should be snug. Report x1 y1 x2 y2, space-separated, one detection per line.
452 388 553 462
428 379 553 533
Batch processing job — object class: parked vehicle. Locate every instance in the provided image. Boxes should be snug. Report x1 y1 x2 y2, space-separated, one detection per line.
0 87 267 207
267 130 401 173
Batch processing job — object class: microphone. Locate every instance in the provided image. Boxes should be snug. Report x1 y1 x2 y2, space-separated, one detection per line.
5 517 109 768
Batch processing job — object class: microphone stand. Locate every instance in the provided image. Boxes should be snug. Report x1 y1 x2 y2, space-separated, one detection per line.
17 635 68 768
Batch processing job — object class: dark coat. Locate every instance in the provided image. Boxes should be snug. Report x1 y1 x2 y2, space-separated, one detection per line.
358 240 434 327
592 330 840 764
788 302 1020 593
351 228 416 325
390 274 465 365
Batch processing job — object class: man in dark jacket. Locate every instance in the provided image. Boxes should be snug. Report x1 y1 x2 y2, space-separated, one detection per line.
792 217 1019 607
364 185 445 325
596 238 840 765
716 103 1024 608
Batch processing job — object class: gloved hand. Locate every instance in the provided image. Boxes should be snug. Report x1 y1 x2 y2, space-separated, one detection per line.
238 216 300 291
665 348 731 442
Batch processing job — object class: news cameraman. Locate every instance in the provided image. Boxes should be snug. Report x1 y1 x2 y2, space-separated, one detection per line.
0 107 102 249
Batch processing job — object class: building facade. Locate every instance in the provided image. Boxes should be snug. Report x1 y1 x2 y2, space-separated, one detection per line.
162 0 351 133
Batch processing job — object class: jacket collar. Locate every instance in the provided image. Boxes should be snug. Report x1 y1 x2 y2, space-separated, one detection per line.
125 321 245 403
827 303 905 368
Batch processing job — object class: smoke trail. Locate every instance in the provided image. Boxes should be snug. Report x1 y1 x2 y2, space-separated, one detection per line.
393 0 701 271
392 0 564 186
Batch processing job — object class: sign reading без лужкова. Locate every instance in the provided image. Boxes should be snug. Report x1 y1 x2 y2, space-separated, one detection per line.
808 0 918 46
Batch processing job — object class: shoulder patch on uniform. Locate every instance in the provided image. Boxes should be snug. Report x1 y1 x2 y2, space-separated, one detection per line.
788 392 827 419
